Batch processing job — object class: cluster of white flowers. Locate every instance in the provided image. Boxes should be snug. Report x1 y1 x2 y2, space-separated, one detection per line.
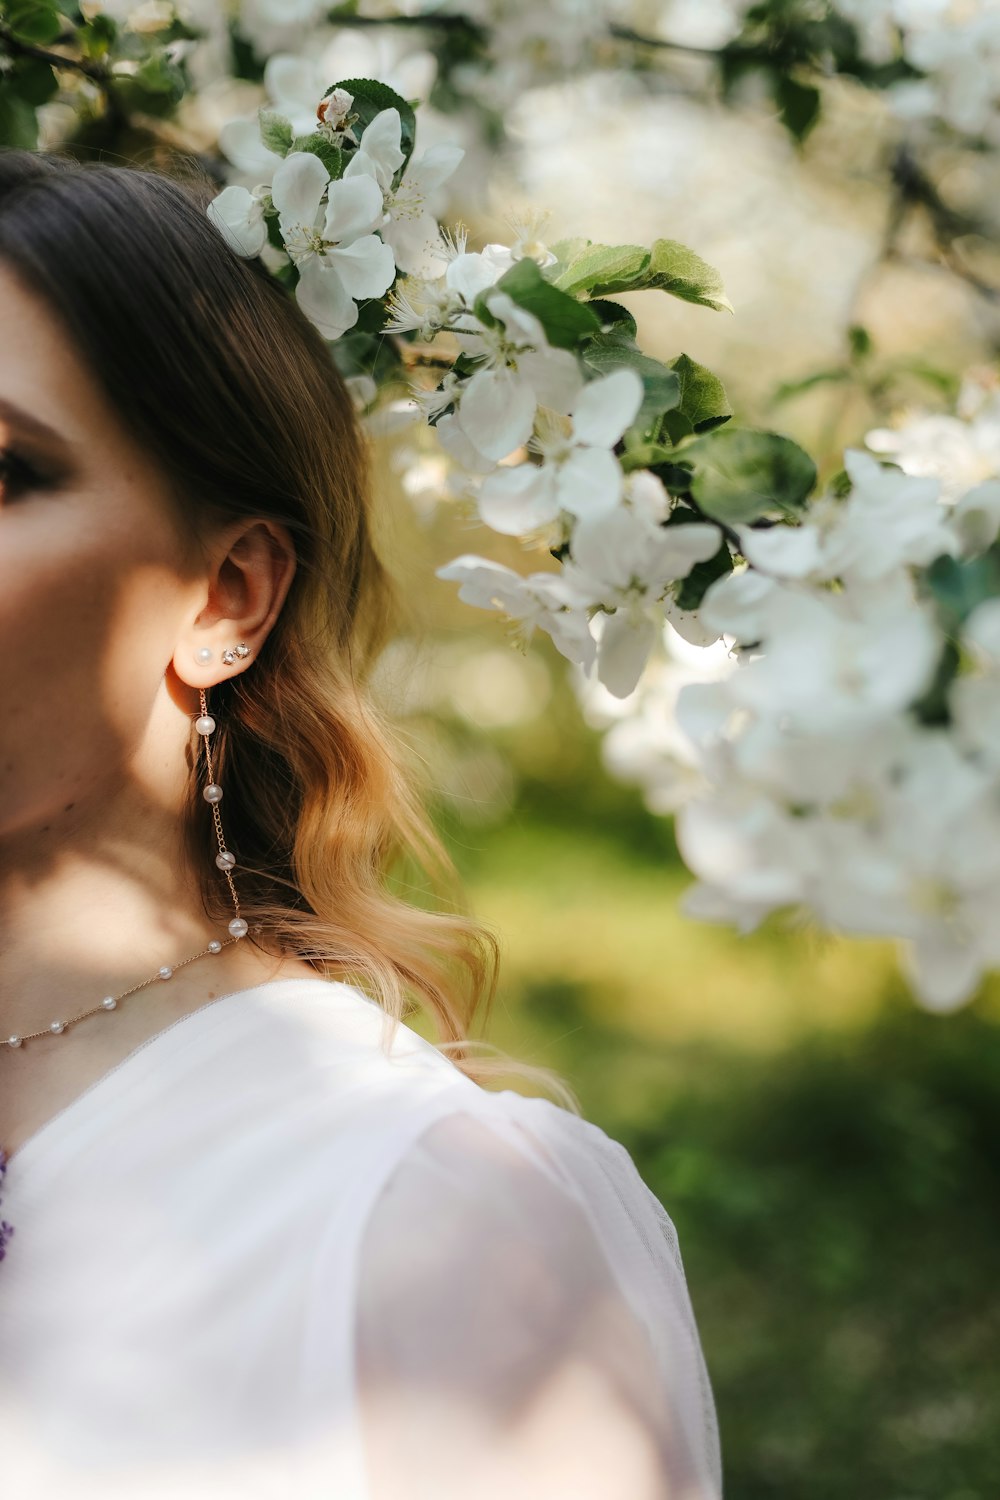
427 258 723 697
208 97 463 337
568 418 1000 1012
866 370 1000 503
834 0 1000 138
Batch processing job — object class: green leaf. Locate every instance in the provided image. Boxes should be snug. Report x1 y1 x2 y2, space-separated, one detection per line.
620 442 674 474
8 57 58 107
682 428 818 525
228 22 266 82
289 133 343 179
471 291 500 329
121 48 186 107
772 368 851 404
495 257 601 349
775 75 821 141
669 353 732 433
924 547 1000 631
265 213 286 253
271 259 298 290
582 330 680 430
660 409 694 445
911 638 961 727
331 328 404 386
829 467 852 499
331 76 416 178
5 0 62 44
259 108 293 157
642 239 733 314
552 241 650 298
666 512 735 610
587 298 637 339
0 90 37 148
79 12 117 58
549 236 588 267
848 324 872 360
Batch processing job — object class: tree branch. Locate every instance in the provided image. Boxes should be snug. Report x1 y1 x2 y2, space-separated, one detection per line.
0 23 111 86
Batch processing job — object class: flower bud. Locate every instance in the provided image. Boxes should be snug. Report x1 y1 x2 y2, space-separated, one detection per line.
317 89 355 130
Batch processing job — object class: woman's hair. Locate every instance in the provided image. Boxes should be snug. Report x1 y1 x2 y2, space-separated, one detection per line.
0 146 579 1113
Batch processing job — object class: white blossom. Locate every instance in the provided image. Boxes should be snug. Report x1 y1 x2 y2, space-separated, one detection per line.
269 151 395 338
345 108 465 274
562 500 722 697
476 368 643 535
736 450 959 585
434 555 597 668
206 181 269 257
866 374 1000 502
449 290 583 462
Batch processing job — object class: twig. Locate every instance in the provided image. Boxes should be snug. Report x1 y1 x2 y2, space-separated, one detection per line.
607 25 723 59
0 23 110 85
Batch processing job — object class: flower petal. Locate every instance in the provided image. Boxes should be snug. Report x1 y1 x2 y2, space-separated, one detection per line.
383 207 446 276
435 413 495 474
555 446 623 521
736 522 824 578
263 54 320 115
655 522 723 579
349 107 405 191
445 251 503 303
459 367 536 462
409 143 464 193
597 609 657 698
218 116 280 176
571 368 644 447
323 174 384 244
518 348 585 414
436 553 532 612
322 234 396 300
295 258 358 340
478 464 561 535
271 150 329 229
206 186 267 258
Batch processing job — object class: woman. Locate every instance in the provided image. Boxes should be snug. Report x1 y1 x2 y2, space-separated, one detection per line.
0 148 722 1499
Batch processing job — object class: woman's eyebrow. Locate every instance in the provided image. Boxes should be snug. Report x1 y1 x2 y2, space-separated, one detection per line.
0 396 76 455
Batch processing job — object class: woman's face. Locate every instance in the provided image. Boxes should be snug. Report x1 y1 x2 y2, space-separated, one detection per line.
0 261 212 848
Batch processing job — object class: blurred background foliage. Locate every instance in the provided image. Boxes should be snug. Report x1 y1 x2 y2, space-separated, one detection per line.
3 1 1000 1491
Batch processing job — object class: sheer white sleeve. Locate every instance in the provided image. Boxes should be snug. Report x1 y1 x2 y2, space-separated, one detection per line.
354 1092 722 1500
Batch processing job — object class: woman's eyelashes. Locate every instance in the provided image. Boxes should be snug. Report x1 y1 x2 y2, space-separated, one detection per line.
0 448 42 501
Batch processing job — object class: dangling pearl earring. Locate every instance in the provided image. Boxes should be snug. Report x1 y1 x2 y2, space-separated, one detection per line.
197 687 248 941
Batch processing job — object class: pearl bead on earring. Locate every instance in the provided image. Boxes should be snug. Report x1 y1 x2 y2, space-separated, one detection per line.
195 647 214 665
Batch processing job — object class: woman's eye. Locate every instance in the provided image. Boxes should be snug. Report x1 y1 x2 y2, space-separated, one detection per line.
0 449 40 499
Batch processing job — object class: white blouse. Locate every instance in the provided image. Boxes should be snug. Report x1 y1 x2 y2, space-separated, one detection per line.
0 976 722 1499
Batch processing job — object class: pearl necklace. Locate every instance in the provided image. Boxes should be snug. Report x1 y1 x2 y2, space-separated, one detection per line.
2 686 252 1050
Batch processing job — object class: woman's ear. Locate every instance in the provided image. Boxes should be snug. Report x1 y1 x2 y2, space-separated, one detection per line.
173 518 297 689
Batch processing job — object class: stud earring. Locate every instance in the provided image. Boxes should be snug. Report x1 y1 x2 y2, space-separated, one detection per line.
194 646 214 665
221 643 252 666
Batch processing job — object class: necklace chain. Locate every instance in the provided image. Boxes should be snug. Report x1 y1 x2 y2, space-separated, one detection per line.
2 686 255 1050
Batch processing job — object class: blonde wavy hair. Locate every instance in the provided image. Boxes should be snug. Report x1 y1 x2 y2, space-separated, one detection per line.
0 146 579 1114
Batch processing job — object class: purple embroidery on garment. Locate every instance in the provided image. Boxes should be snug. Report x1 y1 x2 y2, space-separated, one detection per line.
0 1147 15 1261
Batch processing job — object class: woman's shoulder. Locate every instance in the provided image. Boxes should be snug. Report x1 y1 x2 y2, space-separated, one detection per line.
351 1083 724 1500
